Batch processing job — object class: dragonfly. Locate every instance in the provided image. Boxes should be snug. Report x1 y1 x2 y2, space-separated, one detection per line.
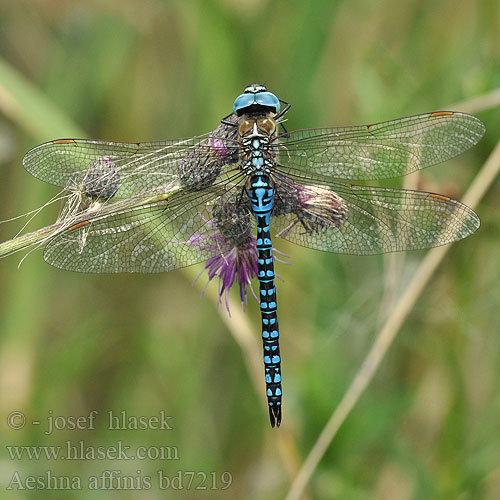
5 83 484 427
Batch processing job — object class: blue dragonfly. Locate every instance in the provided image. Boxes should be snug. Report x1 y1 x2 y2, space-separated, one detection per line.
8 83 484 427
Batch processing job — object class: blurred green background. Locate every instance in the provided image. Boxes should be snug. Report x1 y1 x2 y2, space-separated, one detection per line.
0 1 499 499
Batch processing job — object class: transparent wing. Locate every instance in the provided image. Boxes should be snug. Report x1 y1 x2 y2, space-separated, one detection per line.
23 124 241 199
274 111 485 181
272 176 479 255
43 179 251 273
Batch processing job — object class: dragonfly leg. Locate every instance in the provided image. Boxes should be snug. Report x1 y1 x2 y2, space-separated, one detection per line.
275 100 292 135
275 99 291 120
220 113 238 127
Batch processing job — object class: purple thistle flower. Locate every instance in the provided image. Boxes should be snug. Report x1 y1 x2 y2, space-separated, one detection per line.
196 235 260 313
196 235 289 315
177 120 239 191
274 181 348 236
82 156 120 200
190 204 288 315
185 179 347 314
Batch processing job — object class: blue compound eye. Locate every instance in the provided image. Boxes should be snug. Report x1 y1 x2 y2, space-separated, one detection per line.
233 90 281 115
233 94 255 115
255 92 280 113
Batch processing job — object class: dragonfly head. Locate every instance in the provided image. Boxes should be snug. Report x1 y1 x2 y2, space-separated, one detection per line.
233 83 280 116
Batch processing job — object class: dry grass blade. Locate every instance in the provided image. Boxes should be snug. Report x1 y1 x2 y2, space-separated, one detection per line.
450 87 500 114
284 137 500 500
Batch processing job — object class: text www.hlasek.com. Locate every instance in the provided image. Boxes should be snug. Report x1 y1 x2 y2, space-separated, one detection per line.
7 440 178 461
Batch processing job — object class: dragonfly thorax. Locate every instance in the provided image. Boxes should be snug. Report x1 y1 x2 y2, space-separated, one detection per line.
239 118 277 175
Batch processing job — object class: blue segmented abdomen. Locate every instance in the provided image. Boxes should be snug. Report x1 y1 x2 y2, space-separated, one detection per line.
246 172 282 428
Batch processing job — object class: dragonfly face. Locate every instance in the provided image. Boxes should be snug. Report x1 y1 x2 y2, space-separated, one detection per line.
3 83 485 428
